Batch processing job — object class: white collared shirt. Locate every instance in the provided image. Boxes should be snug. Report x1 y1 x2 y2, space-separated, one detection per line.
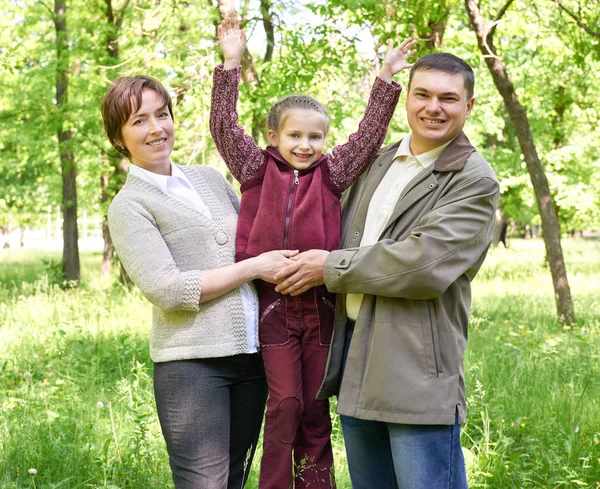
129 163 212 218
129 161 259 352
346 134 452 320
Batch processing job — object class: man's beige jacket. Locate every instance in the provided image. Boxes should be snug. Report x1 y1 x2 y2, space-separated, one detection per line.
318 133 500 425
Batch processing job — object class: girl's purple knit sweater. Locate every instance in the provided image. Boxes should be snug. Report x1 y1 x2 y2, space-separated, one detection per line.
210 65 402 260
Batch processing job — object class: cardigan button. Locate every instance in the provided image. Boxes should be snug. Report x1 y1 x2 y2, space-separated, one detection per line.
215 231 229 245
429 183 435 189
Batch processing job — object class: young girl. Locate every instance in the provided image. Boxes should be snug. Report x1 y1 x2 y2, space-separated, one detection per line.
210 18 416 489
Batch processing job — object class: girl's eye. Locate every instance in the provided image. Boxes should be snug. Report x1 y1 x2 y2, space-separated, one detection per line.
132 119 144 126
310 135 322 140
159 111 170 118
289 133 299 138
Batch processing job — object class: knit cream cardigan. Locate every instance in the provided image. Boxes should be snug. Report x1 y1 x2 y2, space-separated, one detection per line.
108 164 257 362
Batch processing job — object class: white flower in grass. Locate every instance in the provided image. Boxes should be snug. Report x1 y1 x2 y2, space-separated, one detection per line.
28 468 37 476
97 401 104 409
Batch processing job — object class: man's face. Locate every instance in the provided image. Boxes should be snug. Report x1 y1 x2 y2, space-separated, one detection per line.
405 70 474 155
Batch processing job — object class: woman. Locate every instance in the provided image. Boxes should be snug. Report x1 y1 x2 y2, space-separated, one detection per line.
102 75 295 489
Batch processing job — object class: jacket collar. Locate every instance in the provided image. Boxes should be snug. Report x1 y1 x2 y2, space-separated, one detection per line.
347 132 477 237
265 146 328 172
433 132 476 172
375 132 476 173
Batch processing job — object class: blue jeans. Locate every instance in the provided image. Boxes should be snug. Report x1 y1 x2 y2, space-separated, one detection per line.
154 354 268 489
339 329 467 489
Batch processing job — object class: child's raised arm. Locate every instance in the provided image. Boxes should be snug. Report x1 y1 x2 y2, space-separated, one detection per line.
211 17 265 185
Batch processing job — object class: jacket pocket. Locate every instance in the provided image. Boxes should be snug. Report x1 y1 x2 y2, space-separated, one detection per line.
259 298 289 346
423 300 443 378
316 287 336 346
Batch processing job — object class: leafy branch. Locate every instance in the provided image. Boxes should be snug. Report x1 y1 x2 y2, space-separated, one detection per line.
554 0 600 38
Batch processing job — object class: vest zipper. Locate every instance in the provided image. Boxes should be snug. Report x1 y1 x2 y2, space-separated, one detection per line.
283 169 299 249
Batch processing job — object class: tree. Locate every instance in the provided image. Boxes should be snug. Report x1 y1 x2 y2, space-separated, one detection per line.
99 0 130 278
464 0 575 324
1 0 598 293
54 0 80 282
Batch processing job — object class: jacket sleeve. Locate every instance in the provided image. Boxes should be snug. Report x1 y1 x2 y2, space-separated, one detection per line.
108 197 202 312
327 77 402 192
209 64 265 184
324 171 500 299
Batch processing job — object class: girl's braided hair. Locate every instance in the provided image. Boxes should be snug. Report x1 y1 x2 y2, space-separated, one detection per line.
267 94 329 133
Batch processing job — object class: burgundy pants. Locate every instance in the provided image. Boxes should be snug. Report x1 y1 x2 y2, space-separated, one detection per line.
257 284 336 489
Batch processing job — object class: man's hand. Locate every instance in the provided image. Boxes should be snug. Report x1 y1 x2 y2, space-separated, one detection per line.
378 38 417 83
218 17 246 69
274 249 329 296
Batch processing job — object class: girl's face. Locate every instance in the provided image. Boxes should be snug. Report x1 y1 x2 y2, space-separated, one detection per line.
118 88 174 175
267 109 327 170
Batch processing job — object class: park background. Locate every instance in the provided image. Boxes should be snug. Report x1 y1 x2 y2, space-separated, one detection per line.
1 0 599 487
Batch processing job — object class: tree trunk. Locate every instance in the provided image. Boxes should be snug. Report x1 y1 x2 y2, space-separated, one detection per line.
55 0 80 283
100 0 131 281
260 0 274 63
465 0 575 324
424 1 449 49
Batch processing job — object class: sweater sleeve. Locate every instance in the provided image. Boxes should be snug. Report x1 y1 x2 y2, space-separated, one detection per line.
327 77 402 192
108 195 202 312
210 64 266 185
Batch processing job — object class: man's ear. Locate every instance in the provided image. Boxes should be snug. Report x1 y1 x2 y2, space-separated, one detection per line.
465 97 475 118
267 129 278 147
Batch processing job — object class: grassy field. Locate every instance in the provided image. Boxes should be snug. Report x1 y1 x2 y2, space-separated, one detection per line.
0 238 599 488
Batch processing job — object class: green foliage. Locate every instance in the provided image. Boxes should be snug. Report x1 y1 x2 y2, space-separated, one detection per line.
1 240 599 487
1 0 599 234
463 238 600 487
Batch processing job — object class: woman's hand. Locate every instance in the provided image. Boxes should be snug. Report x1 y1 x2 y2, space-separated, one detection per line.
378 38 418 83
274 249 329 296
253 250 299 284
218 17 247 70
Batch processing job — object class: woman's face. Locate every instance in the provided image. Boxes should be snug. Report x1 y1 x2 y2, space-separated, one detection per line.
118 88 174 175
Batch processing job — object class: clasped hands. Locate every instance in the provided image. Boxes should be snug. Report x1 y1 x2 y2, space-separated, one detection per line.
261 249 329 296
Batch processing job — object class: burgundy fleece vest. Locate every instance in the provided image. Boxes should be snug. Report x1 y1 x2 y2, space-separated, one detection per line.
236 147 342 262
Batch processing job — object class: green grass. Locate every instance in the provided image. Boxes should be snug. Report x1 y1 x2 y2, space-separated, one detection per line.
1 240 599 488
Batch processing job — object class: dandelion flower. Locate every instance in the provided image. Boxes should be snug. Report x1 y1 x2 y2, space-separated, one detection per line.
97 401 104 409
28 468 37 476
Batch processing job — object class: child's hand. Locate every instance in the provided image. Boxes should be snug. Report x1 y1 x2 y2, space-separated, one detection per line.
378 38 418 82
218 17 247 69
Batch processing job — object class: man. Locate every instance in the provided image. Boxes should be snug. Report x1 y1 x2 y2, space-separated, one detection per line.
274 52 499 489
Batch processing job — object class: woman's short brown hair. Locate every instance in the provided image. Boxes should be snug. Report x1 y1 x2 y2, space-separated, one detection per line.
101 75 173 158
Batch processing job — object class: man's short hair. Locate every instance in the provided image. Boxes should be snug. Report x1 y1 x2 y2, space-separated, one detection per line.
408 53 475 100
